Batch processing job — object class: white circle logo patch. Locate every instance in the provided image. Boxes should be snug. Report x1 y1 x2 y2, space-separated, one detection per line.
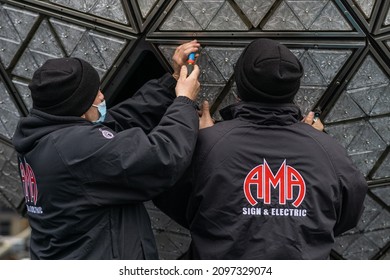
100 129 114 139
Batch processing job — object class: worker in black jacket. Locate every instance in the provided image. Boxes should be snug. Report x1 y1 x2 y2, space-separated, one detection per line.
12 40 201 259
154 38 368 259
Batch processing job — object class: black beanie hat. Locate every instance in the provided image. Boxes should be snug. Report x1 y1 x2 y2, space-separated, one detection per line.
29 57 100 116
235 38 303 103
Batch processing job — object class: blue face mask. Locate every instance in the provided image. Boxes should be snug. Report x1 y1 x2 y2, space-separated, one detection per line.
92 101 107 124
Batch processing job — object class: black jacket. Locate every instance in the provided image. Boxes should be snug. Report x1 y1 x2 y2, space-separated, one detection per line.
155 102 368 259
12 74 199 259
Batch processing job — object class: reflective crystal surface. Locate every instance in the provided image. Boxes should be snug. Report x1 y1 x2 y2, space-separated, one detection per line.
50 0 129 24
353 0 376 19
263 0 352 31
206 1 249 30
0 4 38 68
0 142 22 210
137 0 159 19
160 1 203 30
0 81 20 138
183 0 224 29
386 6 390 26
234 0 275 27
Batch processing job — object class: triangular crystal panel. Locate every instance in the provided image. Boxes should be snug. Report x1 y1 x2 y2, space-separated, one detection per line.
234 0 276 27
370 116 390 144
137 0 159 18
206 47 244 81
49 0 97 13
263 1 305 30
287 0 327 29
197 48 225 83
70 32 106 77
294 86 325 115
325 92 366 122
160 1 202 30
50 18 86 56
309 49 352 84
373 152 390 179
3 4 39 41
300 51 327 86
90 0 129 24
325 120 366 149
28 20 64 60
310 1 352 30
207 1 249 30
348 86 384 116
347 55 389 90
353 0 376 19
183 0 224 29
88 31 127 69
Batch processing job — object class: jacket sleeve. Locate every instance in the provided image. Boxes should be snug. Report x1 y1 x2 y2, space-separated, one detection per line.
153 123 228 229
68 97 199 205
105 73 176 133
331 144 368 236
153 167 193 229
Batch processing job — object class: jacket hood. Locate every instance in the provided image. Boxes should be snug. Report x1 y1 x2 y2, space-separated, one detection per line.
219 102 302 125
12 109 90 154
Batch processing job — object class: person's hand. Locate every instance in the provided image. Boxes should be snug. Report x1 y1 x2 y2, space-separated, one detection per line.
199 100 214 129
302 111 324 131
172 40 201 80
175 65 200 101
